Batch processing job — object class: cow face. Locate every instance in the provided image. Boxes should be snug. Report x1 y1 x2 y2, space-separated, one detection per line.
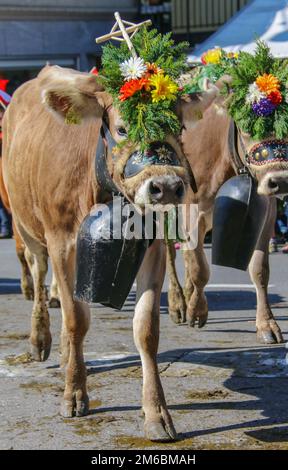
212 75 288 197
235 131 288 196
40 65 218 211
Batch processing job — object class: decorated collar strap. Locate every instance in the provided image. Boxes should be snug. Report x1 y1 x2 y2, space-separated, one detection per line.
247 140 288 166
124 142 181 178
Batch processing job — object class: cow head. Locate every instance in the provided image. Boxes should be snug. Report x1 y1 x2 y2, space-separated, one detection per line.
39 66 218 211
233 131 288 197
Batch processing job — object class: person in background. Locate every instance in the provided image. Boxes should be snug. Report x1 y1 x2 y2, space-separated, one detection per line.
281 199 288 253
0 80 12 239
269 198 288 254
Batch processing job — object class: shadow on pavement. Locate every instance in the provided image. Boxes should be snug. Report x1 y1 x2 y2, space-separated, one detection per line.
85 345 288 443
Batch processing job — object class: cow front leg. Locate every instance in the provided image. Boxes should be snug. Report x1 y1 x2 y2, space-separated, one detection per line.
249 198 283 344
167 241 186 324
135 240 177 442
186 212 210 328
15 234 34 301
49 240 90 417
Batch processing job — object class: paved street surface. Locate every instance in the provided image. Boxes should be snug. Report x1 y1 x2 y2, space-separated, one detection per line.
0 239 287 450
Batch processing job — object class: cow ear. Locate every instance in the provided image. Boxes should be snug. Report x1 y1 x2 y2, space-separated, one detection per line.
39 65 107 124
177 79 219 129
212 74 233 116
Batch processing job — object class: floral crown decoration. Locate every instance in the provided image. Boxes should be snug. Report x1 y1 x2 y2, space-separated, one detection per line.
183 47 238 94
99 26 189 149
222 40 288 141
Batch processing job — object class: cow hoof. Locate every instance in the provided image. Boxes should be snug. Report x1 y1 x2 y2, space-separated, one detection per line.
145 421 177 442
169 308 186 324
61 396 89 418
257 329 284 344
187 295 208 328
48 297 61 308
188 312 208 328
30 339 52 362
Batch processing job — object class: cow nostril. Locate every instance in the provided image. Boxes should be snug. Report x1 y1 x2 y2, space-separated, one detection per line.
175 182 184 199
149 182 162 195
268 178 279 190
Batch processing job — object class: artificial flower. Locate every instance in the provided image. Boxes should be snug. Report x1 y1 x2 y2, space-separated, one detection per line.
201 48 222 65
119 77 148 101
245 83 266 104
148 74 178 103
256 73 280 94
252 97 277 117
119 57 147 81
267 90 282 105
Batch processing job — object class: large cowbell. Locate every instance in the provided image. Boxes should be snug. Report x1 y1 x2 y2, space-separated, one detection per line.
74 197 149 309
212 175 268 271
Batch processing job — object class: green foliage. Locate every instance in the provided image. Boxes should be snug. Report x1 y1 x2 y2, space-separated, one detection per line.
99 27 189 147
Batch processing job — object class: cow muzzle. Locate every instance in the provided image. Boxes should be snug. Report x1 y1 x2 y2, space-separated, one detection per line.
257 171 288 196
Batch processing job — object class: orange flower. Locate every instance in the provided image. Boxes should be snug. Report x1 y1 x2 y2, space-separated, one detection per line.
267 90 282 105
256 73 280 94
119 77 148 101
145 62 163 76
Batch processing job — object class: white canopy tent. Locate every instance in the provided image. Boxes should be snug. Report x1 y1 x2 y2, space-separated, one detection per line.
188 0 288 62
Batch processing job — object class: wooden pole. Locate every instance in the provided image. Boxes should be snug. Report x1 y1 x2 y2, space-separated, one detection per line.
95 19 152 46
114 11 137 57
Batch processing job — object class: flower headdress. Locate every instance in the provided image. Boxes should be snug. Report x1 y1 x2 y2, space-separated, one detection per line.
223 41 288 140
183 47 238 94
98 26 188 148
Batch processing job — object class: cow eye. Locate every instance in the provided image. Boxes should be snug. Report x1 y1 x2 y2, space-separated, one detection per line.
117 127 127 137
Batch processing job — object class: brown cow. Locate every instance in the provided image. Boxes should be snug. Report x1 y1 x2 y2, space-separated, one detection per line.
2 65 218 441
168 90 284 344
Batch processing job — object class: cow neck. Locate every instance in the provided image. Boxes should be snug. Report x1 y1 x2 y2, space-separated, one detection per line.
228 121 253 178
95 121 122 197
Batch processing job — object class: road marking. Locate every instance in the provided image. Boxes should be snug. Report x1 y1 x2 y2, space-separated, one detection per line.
206 283 274 289
132 283 275 289
0 282 20 287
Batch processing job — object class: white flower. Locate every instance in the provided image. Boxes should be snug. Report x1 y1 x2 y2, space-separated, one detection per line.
120 57 147 81
245 82 266 104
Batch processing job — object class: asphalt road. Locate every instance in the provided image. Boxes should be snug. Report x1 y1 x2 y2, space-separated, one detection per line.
0 239 288 450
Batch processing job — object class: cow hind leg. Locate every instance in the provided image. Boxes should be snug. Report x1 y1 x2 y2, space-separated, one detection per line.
135 240 177 441
185 212 210 328
249 198 283 344
48 272 61 308
167 242 186 324
20 236 52 361
48 239 90 417
13 222 34 300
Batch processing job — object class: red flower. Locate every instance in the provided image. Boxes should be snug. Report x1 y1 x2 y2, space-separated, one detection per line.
0 79 9 92
90 67 98 76
267 90 282 105
119 78 148 101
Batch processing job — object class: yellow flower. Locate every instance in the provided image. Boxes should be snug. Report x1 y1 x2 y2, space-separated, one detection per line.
256 73 280 94
227 52 239 59
148 73 178 103
201 48 222 65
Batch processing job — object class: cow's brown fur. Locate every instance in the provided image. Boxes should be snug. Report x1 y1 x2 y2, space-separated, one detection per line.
167 104 283 343
0 149 34 300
